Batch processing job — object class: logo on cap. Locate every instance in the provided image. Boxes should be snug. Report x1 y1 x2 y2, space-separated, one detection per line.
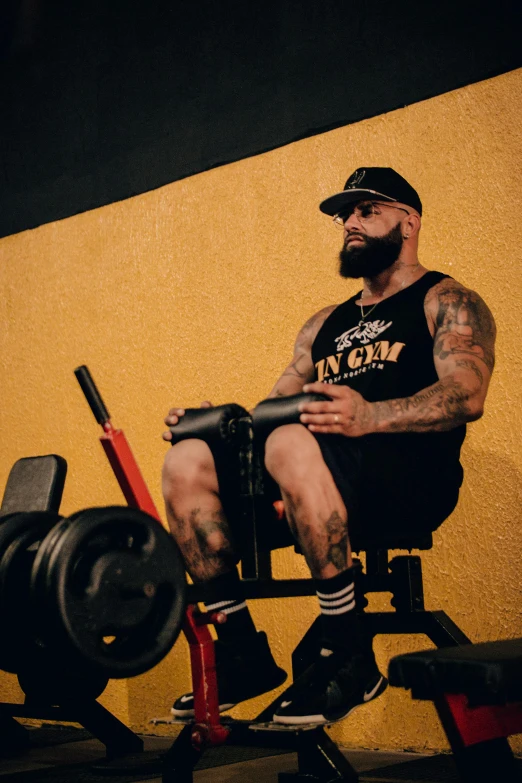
346 169 365 188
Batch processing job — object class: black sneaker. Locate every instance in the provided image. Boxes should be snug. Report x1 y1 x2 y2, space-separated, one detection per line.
273 646 387 726
171 631 287 718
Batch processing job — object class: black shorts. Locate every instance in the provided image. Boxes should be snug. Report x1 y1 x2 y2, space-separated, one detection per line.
257 431 462 552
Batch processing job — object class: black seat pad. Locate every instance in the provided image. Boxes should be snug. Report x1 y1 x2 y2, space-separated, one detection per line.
0 455 67 516
389 638 522 706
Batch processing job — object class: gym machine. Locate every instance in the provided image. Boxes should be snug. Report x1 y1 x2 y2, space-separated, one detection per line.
0 366 478 782
76 367 471 782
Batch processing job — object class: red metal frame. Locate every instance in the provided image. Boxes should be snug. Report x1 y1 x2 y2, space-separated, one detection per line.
439 692 522 748
182 606 230 747
96 418 227 748
100 422 160 519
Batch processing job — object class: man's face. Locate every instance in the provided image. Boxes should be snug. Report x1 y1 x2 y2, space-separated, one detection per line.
338 201 406 279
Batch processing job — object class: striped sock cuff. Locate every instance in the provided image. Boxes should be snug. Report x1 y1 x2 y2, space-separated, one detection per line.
205 598 248 616
316 581 356 616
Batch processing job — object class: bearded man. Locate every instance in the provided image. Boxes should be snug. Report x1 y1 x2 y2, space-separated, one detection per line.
162 167 496 726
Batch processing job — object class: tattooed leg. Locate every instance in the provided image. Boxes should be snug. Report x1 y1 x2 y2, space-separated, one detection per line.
264 424 351 578
162 439 237 582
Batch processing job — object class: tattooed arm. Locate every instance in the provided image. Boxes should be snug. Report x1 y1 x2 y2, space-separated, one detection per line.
370 279 496 432
300 279 496 436
267 305 336 398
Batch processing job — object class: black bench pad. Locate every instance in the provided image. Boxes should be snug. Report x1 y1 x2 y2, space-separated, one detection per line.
0 455 67 516
389 638 522 706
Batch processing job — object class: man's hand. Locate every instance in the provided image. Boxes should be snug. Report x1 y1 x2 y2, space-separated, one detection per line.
162 401 213 441
299 382 375 437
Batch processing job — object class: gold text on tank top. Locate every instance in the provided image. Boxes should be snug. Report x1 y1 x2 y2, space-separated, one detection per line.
315 341 406 382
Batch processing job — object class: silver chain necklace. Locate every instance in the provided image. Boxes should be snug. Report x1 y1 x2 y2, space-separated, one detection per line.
358 264 421 326
358 299 379 325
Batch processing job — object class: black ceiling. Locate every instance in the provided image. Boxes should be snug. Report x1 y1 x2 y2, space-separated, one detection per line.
1 0 520 238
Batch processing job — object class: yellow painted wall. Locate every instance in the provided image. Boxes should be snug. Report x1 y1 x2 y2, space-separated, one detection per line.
1 68 521 753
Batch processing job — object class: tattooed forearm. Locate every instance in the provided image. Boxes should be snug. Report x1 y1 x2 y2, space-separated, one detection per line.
374 374 481 433
432 283 496 372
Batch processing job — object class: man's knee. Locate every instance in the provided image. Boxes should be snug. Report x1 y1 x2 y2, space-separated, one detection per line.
162 438 219 499
264 423 322 484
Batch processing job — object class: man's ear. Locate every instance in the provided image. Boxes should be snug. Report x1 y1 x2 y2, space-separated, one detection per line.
403 212 421 238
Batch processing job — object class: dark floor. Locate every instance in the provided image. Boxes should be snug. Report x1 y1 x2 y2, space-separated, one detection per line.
0 731 430 782
0 729 457 783
1 725 520 782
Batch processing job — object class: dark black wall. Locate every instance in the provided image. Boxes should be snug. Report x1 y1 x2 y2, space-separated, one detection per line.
1 0 520 238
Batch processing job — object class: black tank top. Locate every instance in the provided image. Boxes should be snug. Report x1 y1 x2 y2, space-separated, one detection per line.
311 270 465 486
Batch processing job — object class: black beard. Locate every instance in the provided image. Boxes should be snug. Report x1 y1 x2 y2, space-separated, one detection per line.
339 223 404 279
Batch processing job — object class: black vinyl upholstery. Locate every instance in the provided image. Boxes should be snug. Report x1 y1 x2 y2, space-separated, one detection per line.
389 638 522 706
0 455 67 516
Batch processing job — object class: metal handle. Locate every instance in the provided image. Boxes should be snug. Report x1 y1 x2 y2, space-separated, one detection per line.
74 365 111 425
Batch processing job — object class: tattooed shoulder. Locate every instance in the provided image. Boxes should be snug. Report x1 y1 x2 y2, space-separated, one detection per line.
296 304 338 348
426 278 496 372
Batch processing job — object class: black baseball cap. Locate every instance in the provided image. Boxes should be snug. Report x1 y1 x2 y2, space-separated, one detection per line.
319 167 422 216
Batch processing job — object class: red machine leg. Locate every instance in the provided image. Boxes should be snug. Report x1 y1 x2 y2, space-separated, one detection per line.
183 605 229 748
76 365 228 749
439 693 522 747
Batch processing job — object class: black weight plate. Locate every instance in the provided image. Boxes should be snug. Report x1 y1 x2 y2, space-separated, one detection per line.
0 511 61 673
31 506 187 678
29 515 80 654
17 647 109 704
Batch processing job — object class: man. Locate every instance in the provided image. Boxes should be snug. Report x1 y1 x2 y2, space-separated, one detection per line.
162 167 496 726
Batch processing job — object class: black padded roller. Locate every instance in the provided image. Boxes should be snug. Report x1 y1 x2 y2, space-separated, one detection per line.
252 393 330 441
169 403 250 448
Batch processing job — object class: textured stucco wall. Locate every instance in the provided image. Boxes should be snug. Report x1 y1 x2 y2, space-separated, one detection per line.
0 68 521 753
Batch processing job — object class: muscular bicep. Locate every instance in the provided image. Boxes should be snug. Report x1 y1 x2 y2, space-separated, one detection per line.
429 280 496 407
268 347 316 398
267 305 337 398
